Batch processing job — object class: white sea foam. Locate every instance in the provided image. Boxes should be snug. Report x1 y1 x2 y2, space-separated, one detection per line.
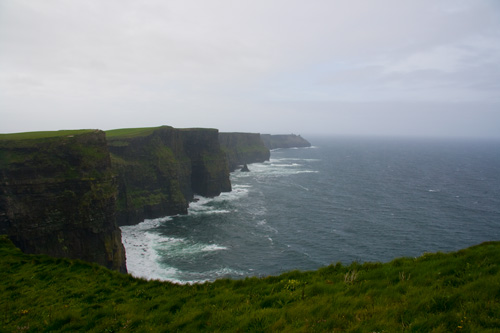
166 240 228 256
272 163 301 167
187 186 249 215
120 184 251 283
256 219 278 234
237 159 318 178
178 267 247 284
189 208 232 216
121 217 179 281
202 244 228 252
121 220 229 283
276 158 321 162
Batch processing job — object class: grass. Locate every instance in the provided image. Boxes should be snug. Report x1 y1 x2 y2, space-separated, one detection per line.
0 130 95 141
105 126 218 140
1 236 499 332
0 130 113 180
105 126 168 139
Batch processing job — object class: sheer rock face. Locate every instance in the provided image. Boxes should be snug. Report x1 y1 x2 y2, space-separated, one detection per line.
218 133 270 171
0 130 127 273
179 129 232 197
260 134 311 150
107 126 231 226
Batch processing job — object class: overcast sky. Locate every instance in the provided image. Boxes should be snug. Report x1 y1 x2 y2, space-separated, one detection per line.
1 0 499 138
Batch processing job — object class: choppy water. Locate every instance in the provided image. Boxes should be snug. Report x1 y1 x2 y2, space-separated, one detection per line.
121 136 500 283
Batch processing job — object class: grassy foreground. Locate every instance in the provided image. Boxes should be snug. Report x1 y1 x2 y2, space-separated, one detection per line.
1 236 499 332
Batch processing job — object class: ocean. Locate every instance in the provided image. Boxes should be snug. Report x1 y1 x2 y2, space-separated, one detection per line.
121 136 500 284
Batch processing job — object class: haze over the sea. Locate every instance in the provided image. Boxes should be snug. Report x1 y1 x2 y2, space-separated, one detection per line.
1 1 499 138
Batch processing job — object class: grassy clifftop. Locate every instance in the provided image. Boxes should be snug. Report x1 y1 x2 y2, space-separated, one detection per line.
0 129 96 141
2 235 499 331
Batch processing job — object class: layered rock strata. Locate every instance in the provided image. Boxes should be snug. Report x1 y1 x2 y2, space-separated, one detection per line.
0 130 127 272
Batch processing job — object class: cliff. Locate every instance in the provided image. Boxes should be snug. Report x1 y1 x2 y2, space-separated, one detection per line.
107 126 231 226
260 134 311 150
218 132 270 171
0 130 126 272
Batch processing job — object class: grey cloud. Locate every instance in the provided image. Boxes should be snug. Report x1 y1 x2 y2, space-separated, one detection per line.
0 0 499 137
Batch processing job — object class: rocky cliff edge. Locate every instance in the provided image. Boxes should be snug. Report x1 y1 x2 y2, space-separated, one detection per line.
0 130 127 272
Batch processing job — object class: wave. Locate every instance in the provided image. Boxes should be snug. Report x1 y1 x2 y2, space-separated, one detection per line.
173 267 248 284
202 244 228 252
186 186 250 216
159 238 228 257
121 218 176 281
121 216 228 283
256 219 278 234
272 163 302 167
275 157 321 162
271 146 318 151
234 160 318 178
188 208 232 216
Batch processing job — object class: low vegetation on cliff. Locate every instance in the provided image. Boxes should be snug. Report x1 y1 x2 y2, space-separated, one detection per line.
2 236 499 332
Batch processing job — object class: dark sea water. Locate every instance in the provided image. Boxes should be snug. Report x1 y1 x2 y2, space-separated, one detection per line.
121 136 500 283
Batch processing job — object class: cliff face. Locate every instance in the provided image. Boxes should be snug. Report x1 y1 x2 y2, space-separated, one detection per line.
260 134 311 150
179 129 232 197
218 133 270 171
107 126 231 226
0 130 126 273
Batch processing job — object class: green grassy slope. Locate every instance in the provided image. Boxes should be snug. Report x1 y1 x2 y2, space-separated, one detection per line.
1 235 499 332
0 130 95 141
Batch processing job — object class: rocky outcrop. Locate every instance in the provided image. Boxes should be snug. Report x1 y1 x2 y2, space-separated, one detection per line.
0 130 127 273
260 134 311 150
218 133 270 171
107 126 231 226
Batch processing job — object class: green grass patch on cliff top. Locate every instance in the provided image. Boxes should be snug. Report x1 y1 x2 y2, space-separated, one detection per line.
105 126 170 139
106 126 218 139
1 235 500 332
0 129 95 141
